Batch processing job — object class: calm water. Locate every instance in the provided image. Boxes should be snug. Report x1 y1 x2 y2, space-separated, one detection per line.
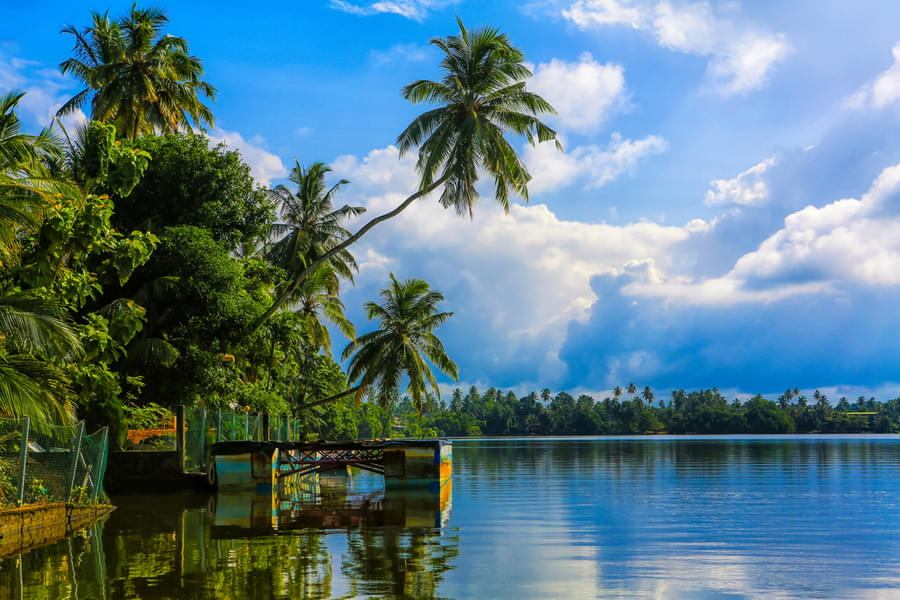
4 436 900 599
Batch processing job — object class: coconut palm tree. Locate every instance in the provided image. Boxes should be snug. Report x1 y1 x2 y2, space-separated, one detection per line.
642 385 655 405
266 161 364 289
337 275 457 414
254 18 559 328
57 5 215 139
612 386 623 402
0 293 82 425
293 264 356 353
627 382 637 396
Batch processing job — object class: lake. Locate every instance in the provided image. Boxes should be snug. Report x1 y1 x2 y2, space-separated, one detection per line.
4 435 900 599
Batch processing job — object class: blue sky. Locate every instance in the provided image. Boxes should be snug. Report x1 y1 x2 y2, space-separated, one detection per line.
5 0 900 400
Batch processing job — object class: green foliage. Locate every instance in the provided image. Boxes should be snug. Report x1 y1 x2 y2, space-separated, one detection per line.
58 5 216 140
353 387 900 438
122 401 173 430
123 133 273 250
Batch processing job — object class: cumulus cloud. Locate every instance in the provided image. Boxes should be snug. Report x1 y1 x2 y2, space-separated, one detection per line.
529 52 629 132
705 157 776 206
206 129 287 186
846 42 900 110
525 132 668 194
329 0 456 20
560 0 790 94
332 144 703 388
558 160 900 392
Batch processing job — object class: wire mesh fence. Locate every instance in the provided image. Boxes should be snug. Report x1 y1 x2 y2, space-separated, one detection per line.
181 406 294 473
0 417 109 508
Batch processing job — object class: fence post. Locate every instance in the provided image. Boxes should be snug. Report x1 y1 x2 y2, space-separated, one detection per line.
176 405 185 473
245 411 249 441
230 411 236 442
200 407 207 471
286 416 291 441
262 413 269 441
16 416 30 506
216 408 222 442
92 427 109 501
66 421 85 502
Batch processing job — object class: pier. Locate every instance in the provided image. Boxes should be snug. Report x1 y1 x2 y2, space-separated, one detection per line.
210 439 452 493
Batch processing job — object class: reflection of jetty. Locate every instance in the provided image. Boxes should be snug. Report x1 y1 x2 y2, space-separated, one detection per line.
212 476 453 532
211 439 452 493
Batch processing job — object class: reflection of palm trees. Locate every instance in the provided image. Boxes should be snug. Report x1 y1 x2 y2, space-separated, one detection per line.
342 527 459 599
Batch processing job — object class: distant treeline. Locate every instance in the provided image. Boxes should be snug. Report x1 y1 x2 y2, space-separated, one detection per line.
359 387 900 438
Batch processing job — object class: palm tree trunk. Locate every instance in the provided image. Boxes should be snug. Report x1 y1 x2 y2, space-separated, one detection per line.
295 385 362 411
251 174 450 332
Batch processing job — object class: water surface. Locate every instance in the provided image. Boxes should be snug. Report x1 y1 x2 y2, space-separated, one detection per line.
4 435 900 599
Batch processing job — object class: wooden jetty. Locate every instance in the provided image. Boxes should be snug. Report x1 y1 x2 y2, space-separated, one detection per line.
210 439 452 493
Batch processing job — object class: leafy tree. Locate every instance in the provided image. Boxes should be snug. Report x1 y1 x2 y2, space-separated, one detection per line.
342 275 458 413
119 133 273 250
58 5 215 139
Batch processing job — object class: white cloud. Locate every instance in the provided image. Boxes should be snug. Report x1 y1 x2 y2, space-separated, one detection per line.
561 0 790 94
370 43 430 66
705 156 776 206
335 144 702 384
329 0 456 20
562 0 645 28
529 52 629 132
206 129 287 186
525 132 668 194
0 52 88 131
628 162 900 304
846 42 900 110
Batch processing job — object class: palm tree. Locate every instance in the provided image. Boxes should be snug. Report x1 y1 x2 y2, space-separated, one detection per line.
627 382 637 396
57 5 215 139
339 275 458 414
612 386 623 402
266 161 365 289
642 386 654 405
254 18 559 328
293 264 356 353
0 293 82 425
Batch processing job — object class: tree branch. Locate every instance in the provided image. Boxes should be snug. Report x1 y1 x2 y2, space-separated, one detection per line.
295 385 361 411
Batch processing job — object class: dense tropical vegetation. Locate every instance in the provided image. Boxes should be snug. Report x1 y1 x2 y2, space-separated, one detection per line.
3 6 891 447
0 7 568 447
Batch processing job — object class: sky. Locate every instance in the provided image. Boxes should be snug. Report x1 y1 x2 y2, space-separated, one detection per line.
5 0 900 401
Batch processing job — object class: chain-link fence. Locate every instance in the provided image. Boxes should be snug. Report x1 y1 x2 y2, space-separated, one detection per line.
0 417 109 508
182 406 295 473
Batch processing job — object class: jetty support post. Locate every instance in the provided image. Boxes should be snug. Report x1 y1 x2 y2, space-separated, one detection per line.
65 421 85 502
15 416 30 506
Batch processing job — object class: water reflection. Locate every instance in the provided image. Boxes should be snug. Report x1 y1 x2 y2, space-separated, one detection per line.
5 437 900 599
2 471 455 600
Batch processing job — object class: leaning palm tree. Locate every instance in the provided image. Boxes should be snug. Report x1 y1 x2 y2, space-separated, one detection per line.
266 161 365 289
57 5 215 139
341 275 458 414
254 18 559 328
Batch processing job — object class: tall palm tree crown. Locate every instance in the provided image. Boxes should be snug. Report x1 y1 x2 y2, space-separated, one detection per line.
57 5 216 140
267 161 365 287
342 275 458 414
397 18 560 216
252 20 559 331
